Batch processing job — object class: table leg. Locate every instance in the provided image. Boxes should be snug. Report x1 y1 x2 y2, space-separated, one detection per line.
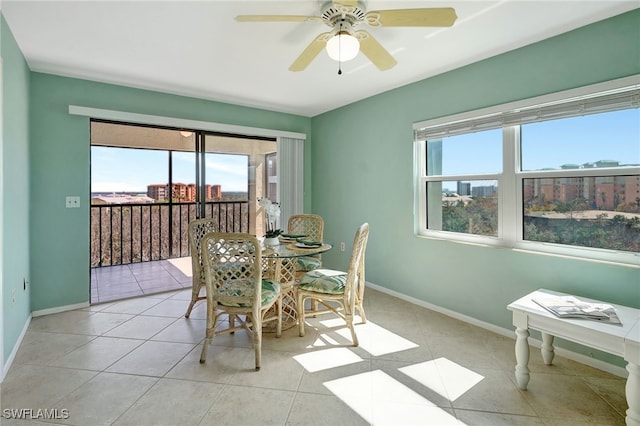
515 327 531 390
541 332 555 365
626 362 640 426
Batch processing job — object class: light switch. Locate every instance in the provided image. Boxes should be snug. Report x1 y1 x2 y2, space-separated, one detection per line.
66 196 80 208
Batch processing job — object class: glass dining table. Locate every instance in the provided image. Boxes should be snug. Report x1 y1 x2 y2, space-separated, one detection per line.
261 240 332 331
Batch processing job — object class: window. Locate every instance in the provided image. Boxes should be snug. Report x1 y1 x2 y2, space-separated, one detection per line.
266 152 278 203
424 129 502 237
414 77 640 264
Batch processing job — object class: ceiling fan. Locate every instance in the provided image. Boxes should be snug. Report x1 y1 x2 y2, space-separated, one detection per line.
236 1 457 73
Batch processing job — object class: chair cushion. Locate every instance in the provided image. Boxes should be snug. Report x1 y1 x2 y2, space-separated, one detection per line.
295 256 322 272
298 269 347 295
216 279 281 308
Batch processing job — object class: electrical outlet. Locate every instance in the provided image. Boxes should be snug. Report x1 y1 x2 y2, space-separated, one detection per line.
65 196 80 208
340 242 346 252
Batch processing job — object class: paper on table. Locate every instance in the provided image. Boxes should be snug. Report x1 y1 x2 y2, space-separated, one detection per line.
533 296 622 325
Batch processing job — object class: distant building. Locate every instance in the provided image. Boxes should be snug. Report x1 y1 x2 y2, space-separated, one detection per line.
522 174 639 210
211 185 222 199
172 182 189 200
595 160 619 168
147 183 216 201
457 182 471 196
472 185 497 197
147 184 169 200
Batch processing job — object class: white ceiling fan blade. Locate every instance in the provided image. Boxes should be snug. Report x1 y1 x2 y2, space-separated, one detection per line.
289 32 333 72
365 8 457 27
236 15 322 23
355 30 397 71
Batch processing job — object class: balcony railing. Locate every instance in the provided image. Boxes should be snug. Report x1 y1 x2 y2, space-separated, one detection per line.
91 201 249 267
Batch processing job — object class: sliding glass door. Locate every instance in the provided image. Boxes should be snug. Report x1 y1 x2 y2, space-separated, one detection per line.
91 121 279 266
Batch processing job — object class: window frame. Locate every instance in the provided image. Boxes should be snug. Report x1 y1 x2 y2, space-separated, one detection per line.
413 76 640 266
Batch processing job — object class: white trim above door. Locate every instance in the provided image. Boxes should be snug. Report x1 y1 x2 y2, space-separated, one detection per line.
69 105 307 140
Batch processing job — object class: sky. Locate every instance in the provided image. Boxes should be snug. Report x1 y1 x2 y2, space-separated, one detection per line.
91 109 638 194
435 108 639 175
91 148 248 193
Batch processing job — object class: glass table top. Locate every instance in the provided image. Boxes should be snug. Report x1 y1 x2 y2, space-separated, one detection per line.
261 242 332 258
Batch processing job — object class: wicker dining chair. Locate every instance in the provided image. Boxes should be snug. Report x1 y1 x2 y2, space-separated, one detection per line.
199 232 282 371
287 214 324 275
297 223 369 346
184 218 218 318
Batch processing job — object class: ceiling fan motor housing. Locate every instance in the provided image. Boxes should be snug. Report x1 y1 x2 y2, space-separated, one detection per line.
321 1 366 33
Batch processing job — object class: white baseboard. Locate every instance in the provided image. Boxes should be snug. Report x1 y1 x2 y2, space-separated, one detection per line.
1 314 31 383
365 281 628 378
32 301 89 317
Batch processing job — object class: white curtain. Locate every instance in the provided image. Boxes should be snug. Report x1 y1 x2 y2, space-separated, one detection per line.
277 136 304 229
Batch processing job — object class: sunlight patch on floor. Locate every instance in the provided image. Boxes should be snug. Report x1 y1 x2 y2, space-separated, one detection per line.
325 320 419 356
318 315 364 329
399 357 484 401
293 347 365 372
324 370 466 425
166 257 192 277
306 331 342 348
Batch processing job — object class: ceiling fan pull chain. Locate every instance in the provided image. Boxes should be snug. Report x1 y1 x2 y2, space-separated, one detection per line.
338 22 343 75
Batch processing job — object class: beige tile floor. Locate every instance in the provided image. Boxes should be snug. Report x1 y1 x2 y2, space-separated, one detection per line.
1 287 628 425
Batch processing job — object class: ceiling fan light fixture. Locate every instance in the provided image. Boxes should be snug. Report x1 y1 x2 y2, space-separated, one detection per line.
326 31 359 62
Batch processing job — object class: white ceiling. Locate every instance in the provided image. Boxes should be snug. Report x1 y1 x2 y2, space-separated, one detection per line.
2 1 637 117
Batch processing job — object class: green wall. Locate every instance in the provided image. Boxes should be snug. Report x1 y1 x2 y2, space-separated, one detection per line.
28 74 311 312
311 9 640 362
1 14 31 364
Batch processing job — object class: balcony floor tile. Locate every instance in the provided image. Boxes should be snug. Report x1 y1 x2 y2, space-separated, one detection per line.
91 258 192 305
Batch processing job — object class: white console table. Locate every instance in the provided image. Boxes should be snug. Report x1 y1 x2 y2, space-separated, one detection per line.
507 289 640 426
